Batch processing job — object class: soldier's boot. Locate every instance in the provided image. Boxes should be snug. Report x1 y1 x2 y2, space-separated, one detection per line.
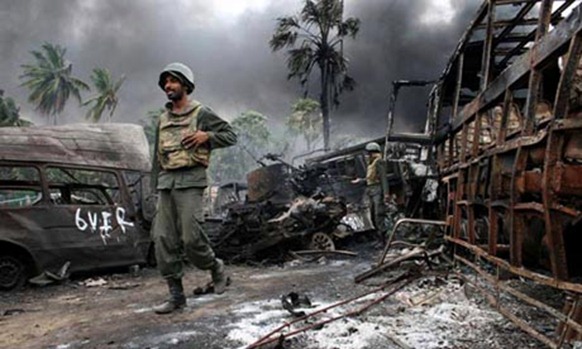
154 278 186 314
211 258 227 295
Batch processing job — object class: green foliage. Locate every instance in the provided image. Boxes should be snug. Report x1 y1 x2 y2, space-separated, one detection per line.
209 111 275 183
20 42 89 124
0 91 33 127
270 0 360 150
287 98 322 151
83 68 126 122
232 110 271 149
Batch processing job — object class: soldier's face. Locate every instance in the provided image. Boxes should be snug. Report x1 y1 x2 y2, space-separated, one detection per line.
365 151 378 163
163 75 185 101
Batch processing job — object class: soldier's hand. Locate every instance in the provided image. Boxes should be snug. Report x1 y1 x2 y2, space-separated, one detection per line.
351 178 362 184
181 130 209 149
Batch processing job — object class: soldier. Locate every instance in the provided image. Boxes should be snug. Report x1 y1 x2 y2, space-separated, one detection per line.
352 142 390 245
151 62 237 314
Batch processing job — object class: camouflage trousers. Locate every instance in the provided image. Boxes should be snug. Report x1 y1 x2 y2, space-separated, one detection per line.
366 185 387 243
152 187 216 279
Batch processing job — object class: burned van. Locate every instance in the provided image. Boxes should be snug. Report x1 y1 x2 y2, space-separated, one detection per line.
0 124 154 290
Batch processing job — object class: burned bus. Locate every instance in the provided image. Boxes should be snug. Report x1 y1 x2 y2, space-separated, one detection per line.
389 0 582 345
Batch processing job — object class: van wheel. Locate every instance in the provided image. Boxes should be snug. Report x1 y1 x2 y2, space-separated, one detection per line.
0 255 27 291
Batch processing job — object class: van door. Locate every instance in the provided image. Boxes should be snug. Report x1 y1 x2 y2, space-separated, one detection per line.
43 166 144 271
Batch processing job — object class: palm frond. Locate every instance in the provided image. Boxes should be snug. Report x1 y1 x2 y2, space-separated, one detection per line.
82 68 125 122
19 42 88 122
270 28 298 51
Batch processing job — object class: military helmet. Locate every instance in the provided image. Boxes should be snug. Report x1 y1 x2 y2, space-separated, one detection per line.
365 142 381 153
158 62 195 94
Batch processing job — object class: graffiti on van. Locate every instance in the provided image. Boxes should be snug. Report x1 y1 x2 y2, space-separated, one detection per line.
75 207 135 245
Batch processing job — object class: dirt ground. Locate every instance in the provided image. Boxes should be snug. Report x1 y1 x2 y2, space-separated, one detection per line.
0 241 559 349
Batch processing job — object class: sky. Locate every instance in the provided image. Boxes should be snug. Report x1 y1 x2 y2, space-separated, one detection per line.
0 0 482 141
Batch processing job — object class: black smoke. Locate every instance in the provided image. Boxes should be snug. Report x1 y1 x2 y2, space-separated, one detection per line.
0 0 480 138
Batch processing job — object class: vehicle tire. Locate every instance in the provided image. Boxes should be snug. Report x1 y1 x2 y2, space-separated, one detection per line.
0 254 27 291
308 232 335 251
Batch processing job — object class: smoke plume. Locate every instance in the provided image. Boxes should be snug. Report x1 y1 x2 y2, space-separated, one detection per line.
0 0 481 138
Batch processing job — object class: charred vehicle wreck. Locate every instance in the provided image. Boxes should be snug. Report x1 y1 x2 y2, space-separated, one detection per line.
305 130 439 235
206 159 347 262
206 136 437 263
383 0 582 345
0 124 154 290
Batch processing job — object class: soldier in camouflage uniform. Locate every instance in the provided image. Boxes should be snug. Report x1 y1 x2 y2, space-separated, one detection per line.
352 142 390 245
152 62 237 314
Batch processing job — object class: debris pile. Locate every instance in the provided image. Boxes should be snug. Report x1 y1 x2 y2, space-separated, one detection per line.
206 158 349 263
226 272 530 349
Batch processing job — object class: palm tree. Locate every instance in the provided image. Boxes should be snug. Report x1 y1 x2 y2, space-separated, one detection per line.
20 42 89 125
270 0 359 151
83 68 126 122
0 90 33 127
287 98 322 151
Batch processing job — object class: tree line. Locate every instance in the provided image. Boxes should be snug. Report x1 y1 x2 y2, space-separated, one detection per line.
1 0 360 183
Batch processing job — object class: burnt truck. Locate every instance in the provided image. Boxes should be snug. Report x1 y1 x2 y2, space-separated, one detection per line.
206 160 347 262
388 0 582 345
0 124 155 290
205 137 437 262
304 132 438 234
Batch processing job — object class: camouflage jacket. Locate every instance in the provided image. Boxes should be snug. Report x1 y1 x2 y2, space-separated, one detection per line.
366 154 389 196
152 100 237 190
